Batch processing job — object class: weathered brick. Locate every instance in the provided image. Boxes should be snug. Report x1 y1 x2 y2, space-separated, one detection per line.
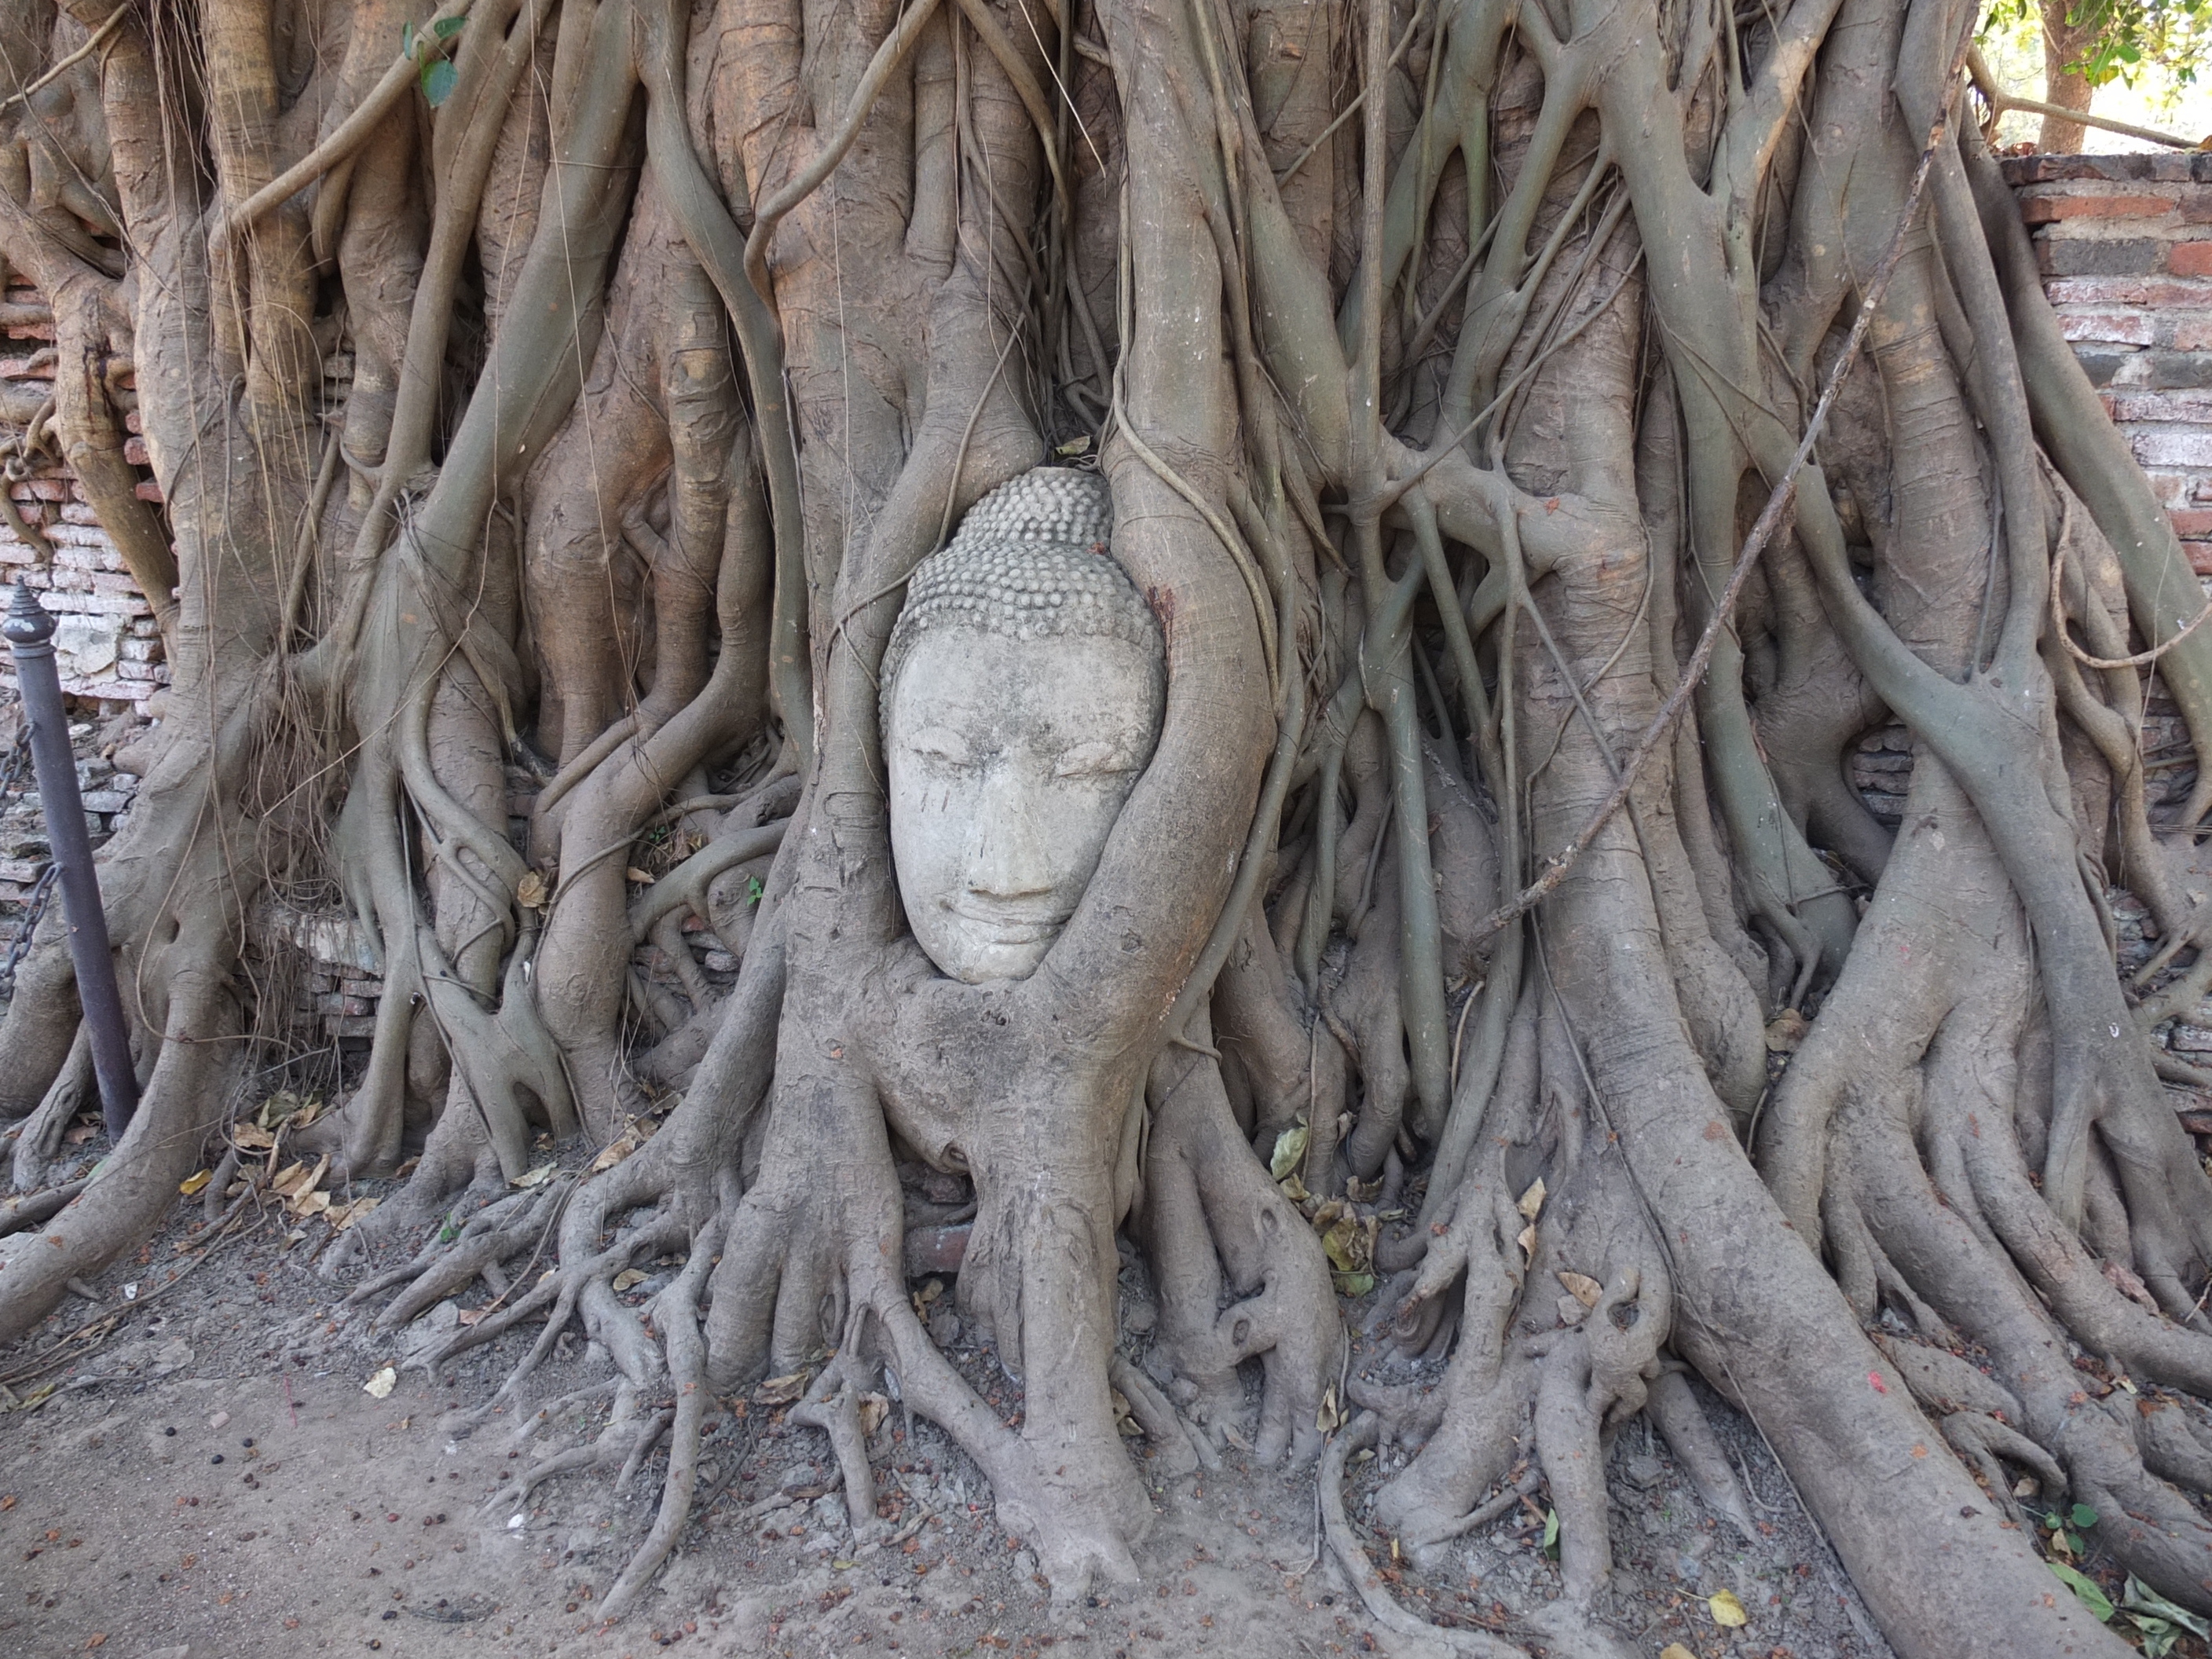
120 435 148 466
2041 238 2166 276
2134 430 2212 467
2109 390 2212 423
2172 241 2212 278
2147 469 2197 508
68 591 149 616
2045 277 2212 308
2074 348 2137 386
2020 191 2176 224
2057 309 2158 346
2167 314 2212 352
2145 353 2212 389
2188 541 2212 577
132 479 163 504
2175 510 2212 538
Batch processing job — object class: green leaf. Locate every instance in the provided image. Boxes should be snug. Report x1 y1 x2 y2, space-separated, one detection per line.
746 875 765 905
2071 1503 2100 1530
1269 1122 1308 1181
2049 1562 2115 1623
2128 1614 2180 1659
401 19 416 57
421 57 458 106
1331 1272 1375 1298
432 15 467 37
1540 1508 1559 1558
2122 1577 2212 1639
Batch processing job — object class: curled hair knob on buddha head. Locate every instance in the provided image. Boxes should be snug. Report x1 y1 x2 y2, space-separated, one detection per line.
883 466 1158 733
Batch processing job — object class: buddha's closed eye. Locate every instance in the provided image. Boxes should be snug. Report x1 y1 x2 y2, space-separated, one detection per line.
1053 740 1138 779
906 727 975 767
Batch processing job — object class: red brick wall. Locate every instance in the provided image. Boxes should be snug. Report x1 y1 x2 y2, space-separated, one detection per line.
2000 153 2212 574
0 285 167 712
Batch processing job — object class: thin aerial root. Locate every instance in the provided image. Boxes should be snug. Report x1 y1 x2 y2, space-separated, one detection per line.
501 1379 620 1455
1423 1463 1542 1545
1110 1352 1216 1474
791 1363 880 1532
1643 1369 1756 1540
0 1178 87 1240
338 1188 540 1305
496 1380 646 1511
375 1185 568 1331
1939 1412 2065 1516
600 1222 723 1621
614 1409 675 1492
1321 1414 1527 1657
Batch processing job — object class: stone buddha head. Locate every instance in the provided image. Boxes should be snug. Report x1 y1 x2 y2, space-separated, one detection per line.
882 469 1165 984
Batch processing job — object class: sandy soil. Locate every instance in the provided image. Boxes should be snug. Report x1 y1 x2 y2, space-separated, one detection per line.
0 1173 1903 1659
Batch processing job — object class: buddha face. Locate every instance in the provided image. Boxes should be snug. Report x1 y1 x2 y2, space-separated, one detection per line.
886 624 1163 983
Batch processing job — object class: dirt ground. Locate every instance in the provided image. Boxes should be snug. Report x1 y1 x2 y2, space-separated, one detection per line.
0 1170 1903 1659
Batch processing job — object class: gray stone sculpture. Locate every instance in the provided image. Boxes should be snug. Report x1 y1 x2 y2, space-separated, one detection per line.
882 468 1164 983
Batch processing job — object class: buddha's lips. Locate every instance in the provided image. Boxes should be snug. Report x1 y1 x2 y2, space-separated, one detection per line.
944 900 1071 945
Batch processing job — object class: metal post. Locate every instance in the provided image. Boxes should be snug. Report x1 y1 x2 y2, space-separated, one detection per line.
2 580 136 1140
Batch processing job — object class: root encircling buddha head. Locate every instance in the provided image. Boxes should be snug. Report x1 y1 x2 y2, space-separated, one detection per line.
882 467 1166 984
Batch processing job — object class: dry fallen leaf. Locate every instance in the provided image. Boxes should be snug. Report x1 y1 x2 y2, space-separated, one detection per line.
1661 1646 1697 1659
363 1366 397 1400
1516 1223 1536 1261
624 866 656 884
178 1170 211 1196
1558 1270 1602 1308
754 1370 811 1406
1708 1588 1749 1628
588 1115 660 1174
83 1635 106 1651
273 1152 330 1204
857 1392 890 1438
0 1494 15 1511
1764 1009 1810 1053
511 1163 558 1189
516 870 548 910
610 1268 647 1292
1516 1176 1547 1220
331 1197 380 1232
232 1122 276 1151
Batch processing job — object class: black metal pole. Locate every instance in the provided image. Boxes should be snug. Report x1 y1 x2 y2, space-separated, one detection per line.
2 580 136 1140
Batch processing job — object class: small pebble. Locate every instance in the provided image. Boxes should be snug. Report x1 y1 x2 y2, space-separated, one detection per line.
241 1437 254 1448
211 1455 224 1465
163 1426 175 1437
207 1411 229 1430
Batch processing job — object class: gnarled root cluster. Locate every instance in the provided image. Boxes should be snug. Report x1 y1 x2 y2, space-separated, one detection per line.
4 0 2212 1654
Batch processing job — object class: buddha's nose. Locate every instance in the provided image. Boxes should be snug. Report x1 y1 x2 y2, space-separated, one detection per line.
964 767 1055 900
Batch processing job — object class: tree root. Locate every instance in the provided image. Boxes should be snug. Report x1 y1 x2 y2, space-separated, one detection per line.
1320 1413 1528 1658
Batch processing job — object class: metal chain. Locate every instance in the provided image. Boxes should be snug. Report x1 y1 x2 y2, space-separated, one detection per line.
0 711 32 800
0 712 49 998
0 860 59 998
